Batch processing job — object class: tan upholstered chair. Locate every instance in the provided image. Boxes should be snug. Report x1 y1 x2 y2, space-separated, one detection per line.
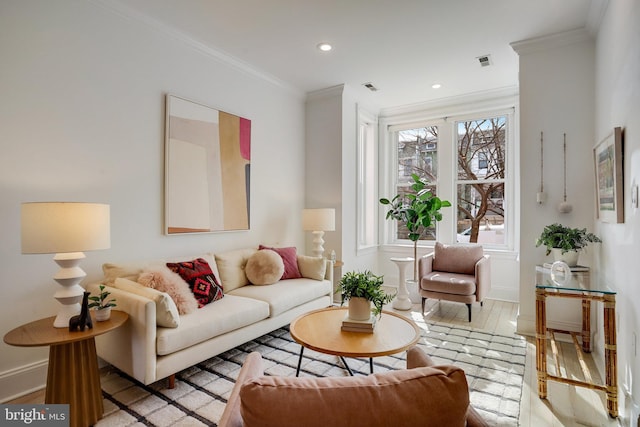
218 346 488 427
418 242 490 322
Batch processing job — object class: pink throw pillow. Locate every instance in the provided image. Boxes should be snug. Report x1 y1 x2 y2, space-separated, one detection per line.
137 266 199 315
258 245 302 280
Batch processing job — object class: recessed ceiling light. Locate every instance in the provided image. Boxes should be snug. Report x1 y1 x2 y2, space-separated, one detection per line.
432 83 442 89
317 42 332 52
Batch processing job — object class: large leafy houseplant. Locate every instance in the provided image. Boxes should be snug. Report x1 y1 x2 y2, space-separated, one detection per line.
336 271 394 318
380 173 452 280
535 223 601 255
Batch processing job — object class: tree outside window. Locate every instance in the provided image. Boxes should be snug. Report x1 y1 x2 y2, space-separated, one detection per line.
456 116 506 244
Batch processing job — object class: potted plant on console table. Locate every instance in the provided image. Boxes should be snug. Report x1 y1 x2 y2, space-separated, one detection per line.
336 271 394 321
535 223 601 267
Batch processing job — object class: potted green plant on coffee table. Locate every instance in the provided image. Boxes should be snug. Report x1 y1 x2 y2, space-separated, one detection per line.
535 223 601 266
336 271 394 320
88 284 117 321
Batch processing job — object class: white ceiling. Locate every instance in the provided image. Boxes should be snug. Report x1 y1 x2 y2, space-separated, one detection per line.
113 0 601 110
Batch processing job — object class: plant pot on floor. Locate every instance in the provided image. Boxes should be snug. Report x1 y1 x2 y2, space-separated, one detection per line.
348 297 372 321
551 248 579 267
94 307 112 322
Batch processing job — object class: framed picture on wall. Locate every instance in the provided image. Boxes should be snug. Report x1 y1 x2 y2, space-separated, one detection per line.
164 95 251 234
593 127 623 223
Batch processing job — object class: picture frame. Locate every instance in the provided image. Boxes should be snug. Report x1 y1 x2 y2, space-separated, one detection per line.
164 95 251 234
593 127 623 223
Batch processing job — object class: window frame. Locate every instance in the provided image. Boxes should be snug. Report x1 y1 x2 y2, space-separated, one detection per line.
379 96 517 252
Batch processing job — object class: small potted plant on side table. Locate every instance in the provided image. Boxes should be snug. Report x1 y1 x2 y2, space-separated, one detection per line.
88 284 117 321
535 223 601 267
336 271 394 321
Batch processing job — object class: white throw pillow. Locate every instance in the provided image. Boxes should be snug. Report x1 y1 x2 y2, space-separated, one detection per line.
297 255 326 281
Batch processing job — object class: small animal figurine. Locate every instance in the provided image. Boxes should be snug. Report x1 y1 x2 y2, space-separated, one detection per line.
69 291 93 332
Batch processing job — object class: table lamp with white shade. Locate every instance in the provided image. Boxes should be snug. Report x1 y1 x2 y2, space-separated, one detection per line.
21 202 111 328
302 208 335 258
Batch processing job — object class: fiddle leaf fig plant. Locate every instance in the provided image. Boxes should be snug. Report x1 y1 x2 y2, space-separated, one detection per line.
336 270 394 318
535 223 601 255
380 173 452 280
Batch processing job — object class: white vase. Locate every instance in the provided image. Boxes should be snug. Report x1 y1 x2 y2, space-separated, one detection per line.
94 307 112 322
348 297 372 321
551 248 579 267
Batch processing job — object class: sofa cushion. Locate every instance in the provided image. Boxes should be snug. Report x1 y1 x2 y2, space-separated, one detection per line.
228 278 332 317
102 253 219 285
166 258 224 308
245 250 285 285
137 266 198 315
421 272 477 295
239 365 470 427
297 255 325 281
215 248 257 292
259 245 302 280
433 242 483 275
113 278 180 328
156 295 270 355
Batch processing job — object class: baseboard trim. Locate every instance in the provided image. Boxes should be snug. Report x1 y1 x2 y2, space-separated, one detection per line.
0 359 47 403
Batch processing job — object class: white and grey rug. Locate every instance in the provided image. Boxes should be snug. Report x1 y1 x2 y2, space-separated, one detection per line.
96 321 526 427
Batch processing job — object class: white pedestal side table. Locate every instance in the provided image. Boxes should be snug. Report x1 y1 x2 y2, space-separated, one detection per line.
390 257 413 310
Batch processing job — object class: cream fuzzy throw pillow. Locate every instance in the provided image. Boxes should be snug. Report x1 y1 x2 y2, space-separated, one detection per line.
245 250 285 285
138 266 198 314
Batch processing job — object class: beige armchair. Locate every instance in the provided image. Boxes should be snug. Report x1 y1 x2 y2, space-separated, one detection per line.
418 242 490 322
219 346 488 427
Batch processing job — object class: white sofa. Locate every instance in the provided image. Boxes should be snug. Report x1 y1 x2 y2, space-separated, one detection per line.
87 248 333 387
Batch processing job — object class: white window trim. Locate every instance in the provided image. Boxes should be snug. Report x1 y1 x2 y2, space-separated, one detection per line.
379 93 519 253
356 104 378 254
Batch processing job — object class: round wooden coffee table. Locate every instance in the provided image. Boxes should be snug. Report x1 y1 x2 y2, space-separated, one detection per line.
289 306 420 376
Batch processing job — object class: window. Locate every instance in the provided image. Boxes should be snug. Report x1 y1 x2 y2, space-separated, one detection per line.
357 107 377 251
456 116 506 245
391 125 440 241
381 98 515 250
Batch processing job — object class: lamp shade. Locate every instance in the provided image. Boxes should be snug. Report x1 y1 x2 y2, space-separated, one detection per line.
302 208 335 232
21 202 111 254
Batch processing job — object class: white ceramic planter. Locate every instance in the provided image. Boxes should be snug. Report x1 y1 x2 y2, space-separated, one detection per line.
348 297 372 321
94 307 112 322
551 248 579 267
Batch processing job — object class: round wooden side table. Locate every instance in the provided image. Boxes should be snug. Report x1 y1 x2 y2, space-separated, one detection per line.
4 311 128 427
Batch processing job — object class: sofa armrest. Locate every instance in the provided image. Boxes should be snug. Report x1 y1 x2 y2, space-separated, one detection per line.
474 255 491 302
418 253 434 280
406 346 489 427
219 352 264 427
324 259 333 283
87 283 158 385
406 346 435 369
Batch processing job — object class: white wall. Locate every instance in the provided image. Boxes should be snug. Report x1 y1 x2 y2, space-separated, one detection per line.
513 30 596 336
594 0 640 420
0 0 306 401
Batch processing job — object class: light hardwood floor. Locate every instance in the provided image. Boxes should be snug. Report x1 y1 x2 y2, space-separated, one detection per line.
9 298 619 426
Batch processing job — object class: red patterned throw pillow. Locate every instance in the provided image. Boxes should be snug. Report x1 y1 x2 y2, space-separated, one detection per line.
166 258 223 308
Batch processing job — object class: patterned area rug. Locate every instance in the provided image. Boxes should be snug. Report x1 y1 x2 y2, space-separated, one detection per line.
96 319 526 427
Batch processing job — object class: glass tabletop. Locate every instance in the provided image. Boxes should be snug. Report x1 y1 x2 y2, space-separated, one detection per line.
535 265 616 295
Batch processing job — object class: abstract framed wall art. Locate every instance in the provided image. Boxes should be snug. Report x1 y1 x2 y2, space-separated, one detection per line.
593 127 623 223
165 95 251 234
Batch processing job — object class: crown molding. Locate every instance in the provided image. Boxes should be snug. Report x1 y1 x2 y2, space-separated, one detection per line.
88 0 302 98
510 28 593 56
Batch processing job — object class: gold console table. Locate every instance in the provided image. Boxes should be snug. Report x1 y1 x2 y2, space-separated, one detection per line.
535 265 617 418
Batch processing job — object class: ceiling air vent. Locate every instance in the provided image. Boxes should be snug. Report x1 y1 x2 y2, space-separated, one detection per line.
362 82 378 92
477 55 492 67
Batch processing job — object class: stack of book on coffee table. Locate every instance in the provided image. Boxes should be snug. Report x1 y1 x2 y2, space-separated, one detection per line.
341 314 376 333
